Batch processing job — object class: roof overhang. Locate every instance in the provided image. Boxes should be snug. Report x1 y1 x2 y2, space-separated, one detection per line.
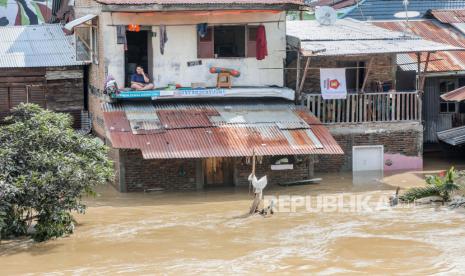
294 38 465 57
64 14 97 31
101 100 343 159
441 86 465 102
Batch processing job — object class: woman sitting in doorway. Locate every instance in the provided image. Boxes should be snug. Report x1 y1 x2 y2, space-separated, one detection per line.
130 65 155 91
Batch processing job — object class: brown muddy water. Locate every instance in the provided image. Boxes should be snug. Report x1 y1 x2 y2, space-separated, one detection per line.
1 155 465 275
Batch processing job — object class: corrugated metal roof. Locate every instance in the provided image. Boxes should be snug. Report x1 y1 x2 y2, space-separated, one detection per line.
374 20 465 72
441 85 465 102
96 0 305 5
287 19 464 56
102 100 343 159
430 9 465 23
437 125 465 146
0 24 85 68
344 0 465 21
309 0 358 9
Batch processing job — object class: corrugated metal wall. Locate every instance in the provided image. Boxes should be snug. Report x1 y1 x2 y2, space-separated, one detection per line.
424 77 454 143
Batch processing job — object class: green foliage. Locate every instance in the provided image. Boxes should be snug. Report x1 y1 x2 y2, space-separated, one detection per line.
0 104 114 242
400 167 463 202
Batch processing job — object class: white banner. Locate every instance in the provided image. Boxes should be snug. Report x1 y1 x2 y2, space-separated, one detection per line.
320 68 347 100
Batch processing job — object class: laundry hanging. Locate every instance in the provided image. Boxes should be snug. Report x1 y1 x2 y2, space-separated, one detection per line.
197 23 208 38
159 25 168 55
256 25 268 60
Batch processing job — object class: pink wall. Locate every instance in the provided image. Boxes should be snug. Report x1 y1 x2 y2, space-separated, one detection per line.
384 153 423 171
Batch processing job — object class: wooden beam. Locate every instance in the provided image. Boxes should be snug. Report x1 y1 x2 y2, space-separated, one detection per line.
361 57 374 93
420 52 431 92
295 50 300 100
298 56 311 99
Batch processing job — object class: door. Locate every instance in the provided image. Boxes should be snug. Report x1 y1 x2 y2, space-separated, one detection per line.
204 158 234 186
353 145 384 172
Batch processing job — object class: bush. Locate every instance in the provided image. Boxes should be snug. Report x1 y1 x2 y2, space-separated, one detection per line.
0 104 114 241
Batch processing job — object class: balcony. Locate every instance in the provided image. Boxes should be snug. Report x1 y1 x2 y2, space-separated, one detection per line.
304 92 421 124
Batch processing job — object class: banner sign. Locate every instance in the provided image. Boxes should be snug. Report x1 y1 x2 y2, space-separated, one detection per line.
320 68 347 100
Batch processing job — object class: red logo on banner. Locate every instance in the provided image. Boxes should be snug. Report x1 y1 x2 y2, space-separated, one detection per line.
329 79 340 89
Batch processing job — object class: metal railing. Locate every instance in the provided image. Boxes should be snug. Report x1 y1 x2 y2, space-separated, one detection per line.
304 92 421 124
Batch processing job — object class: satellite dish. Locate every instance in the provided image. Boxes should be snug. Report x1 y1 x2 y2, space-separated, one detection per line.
394 11 420 19
315 6 337 26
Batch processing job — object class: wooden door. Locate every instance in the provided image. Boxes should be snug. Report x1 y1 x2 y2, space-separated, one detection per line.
205 158 225 186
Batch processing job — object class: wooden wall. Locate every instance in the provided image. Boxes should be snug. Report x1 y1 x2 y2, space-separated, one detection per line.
0 66 85 129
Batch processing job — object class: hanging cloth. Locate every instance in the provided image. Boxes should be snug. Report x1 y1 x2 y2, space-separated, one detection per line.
159 25 168 55
116 25 128 51
256 25 268 60
197 23 208 38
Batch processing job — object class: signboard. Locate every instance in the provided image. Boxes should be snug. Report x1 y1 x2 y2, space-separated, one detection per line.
320 68 347 100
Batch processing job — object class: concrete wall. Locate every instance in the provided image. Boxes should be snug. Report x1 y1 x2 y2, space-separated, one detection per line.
315 122 423 172
98 11 287 88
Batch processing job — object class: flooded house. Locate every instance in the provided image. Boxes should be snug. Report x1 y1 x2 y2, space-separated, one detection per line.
286 18 463 172
374 10 465 146
67 0 346 192
0 24 89 129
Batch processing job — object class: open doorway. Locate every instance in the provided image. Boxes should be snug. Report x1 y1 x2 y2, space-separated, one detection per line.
125 30 152 87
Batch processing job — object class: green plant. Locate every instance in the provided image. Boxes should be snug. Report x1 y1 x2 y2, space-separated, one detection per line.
0 104 114 242
400 167 463 202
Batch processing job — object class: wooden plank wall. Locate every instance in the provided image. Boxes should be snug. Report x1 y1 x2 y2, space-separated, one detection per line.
0 66 84 129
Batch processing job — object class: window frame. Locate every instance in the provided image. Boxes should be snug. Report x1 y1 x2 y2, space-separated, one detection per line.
439 79 458 114
197 24 259 59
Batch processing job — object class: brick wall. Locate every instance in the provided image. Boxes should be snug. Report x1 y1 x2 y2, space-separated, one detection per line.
287 54 396 93
315 122 423 172
234 156 314 186
115 149 198 192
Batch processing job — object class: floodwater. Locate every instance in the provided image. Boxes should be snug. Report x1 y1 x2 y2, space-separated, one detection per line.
1 155 465 275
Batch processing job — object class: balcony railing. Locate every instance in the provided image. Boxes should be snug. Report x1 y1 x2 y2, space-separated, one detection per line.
304 92 421 124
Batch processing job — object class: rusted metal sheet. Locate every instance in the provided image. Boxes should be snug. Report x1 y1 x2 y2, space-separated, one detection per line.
102 101 343 159
374 20 465 72
431 10 465 24
96 0 304 5
441 85 465 102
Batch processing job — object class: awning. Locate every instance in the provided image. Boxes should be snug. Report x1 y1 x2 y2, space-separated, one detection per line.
64 14 97 31
441 86 465 102
287 19 465 57
102 100 343 159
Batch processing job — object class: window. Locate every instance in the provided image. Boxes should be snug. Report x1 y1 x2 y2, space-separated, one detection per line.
197 25 258 58
439 79 457 113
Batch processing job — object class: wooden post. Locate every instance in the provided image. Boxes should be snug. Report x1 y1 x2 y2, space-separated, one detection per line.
295 50 300 100
298 56 311 94
416 52 421 91
420 52 431 92
361 57 374 93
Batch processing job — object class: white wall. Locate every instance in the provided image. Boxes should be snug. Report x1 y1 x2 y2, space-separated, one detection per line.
100 11 286 88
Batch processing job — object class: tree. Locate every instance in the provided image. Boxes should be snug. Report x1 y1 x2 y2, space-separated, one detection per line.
0 104 114 241
400 167 464 203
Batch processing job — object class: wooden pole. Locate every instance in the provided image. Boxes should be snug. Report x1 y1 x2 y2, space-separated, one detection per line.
298 56 311 99
420 52 431 92
416 52 421 91
361 57 374 93
295 50 301 100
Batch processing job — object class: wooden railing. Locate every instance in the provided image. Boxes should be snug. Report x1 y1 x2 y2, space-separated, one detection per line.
304 92 421 124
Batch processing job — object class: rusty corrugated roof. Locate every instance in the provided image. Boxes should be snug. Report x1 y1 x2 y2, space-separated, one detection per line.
102 100 343 159
430 10 465 24
441 86 465 102
96 0 305 6
374 20 465 72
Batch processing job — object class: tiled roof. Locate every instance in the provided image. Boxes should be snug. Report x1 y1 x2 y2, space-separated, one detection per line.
96 0 305 5
344 0 465 20
0 24 85 68
102 100 343 159
374 20 465 72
